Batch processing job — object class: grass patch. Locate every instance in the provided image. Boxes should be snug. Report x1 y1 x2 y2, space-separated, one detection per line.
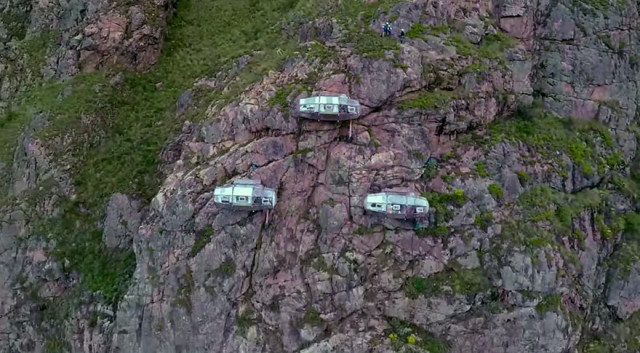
7 0 388 309
462 61 490 74
488 183 504 199
482 101 621 176
496 185 619 263
428 24 451 36
352 30 400 58
190 226 214 257
406 268 491 298
579 310 640 352
475 161 489 177
171 268 194 312
406 23 427 38
0 109 34 164
446 31 516 60
477 32 518 59
398 90 458 110
474 212 494 231
304 307 325 326
236 309 255 337
535 293 562 313
268 85 295 110
447 34 477 56
0 8 29 40
516 170 531 184
19 31 57 72
44 339 67 353
612 212 640 278
518 186 611 236
306 41 337 63
574 0 622 13
213 259 236 277
35 200 136 307
422 189 467 225
292 147 312 157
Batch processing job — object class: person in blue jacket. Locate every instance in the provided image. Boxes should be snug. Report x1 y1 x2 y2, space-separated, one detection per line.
382 22 392 37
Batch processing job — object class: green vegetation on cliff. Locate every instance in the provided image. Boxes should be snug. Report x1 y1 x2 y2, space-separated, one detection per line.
0 0 411 312
387 317 449 353
406 267 491 298
8 0 311 310
579 311 640 352
482 100 622 176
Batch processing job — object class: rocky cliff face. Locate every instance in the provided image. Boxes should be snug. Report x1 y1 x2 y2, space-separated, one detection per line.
0 0 173 109
2 0 640 352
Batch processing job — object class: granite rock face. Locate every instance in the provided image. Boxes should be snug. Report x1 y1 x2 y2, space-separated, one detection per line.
2 0 640 352
0 0 174 111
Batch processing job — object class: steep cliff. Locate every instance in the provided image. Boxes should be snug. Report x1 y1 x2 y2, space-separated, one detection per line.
2 0 640 352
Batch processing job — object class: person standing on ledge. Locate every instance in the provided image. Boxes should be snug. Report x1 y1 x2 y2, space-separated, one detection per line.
382 22 392 37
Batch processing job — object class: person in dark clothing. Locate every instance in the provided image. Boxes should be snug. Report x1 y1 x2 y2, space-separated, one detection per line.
399 28 406 43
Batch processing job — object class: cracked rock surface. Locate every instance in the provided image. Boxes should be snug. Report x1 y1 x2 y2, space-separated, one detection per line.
2 0 640 352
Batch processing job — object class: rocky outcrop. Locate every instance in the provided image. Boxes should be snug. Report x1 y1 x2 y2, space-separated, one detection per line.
2 0 640 352
607 264 640 320
0 0 175 112
107 1 634 351
0 0 175 351
103 194 144 249
37 0 175 77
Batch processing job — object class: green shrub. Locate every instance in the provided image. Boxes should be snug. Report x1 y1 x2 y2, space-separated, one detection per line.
44 339 66 353
516 170 531 183
488 183 504 198
422 190 468 226
428 24 450 36
475 162 489 177
236 310 255 337
474 212 493 231
536 294 562 313
624 212 640 241
406 23 427 38
352 30 400 58
447 34 476 56
484 101 620 177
